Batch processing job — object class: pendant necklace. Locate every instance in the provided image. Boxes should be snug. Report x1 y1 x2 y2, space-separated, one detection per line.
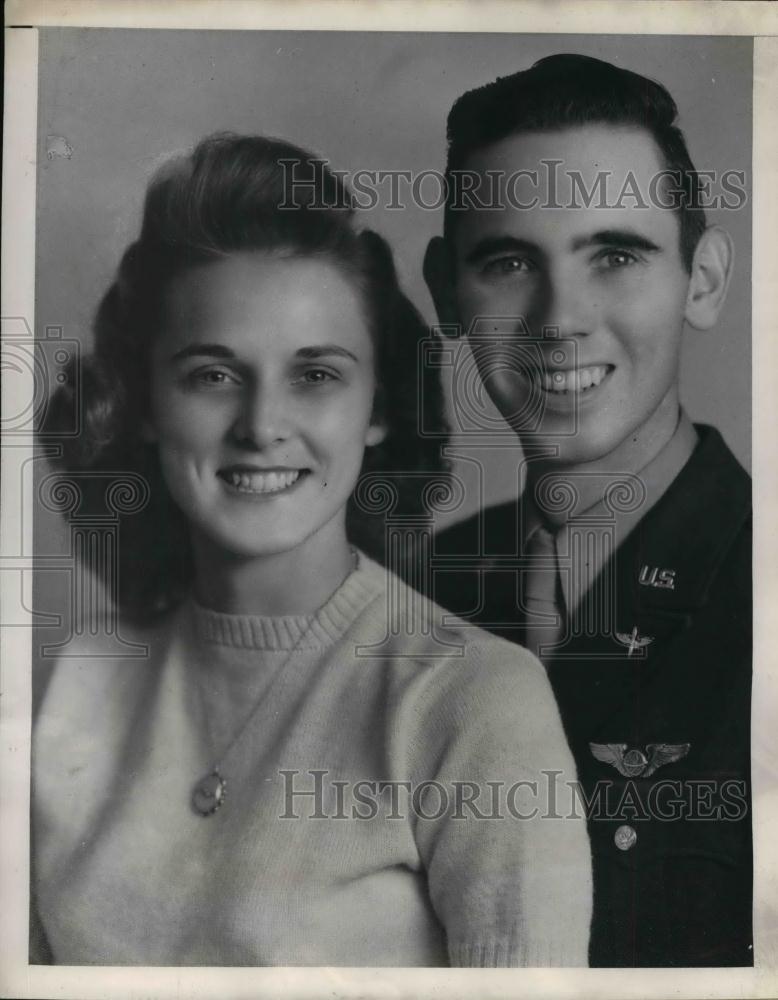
191 616 315 817
190 550 358 817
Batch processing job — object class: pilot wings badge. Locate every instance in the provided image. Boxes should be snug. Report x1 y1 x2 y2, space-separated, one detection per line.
589 742 691 778
615 626 654 657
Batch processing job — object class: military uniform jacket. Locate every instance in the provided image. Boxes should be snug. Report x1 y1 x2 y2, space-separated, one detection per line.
428 425 752 967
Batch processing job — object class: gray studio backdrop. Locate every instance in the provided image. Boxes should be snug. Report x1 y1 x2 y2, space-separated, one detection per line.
33 29 752 601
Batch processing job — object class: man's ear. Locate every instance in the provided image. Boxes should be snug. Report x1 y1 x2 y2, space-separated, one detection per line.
423 236 460 329
684 226 734 331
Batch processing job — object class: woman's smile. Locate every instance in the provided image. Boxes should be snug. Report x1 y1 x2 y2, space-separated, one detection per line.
217 466 308 497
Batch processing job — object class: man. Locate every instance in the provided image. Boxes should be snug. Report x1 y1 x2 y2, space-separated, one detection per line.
420 54 752 967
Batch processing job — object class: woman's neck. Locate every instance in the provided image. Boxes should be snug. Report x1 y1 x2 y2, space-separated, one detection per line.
190 526 356 616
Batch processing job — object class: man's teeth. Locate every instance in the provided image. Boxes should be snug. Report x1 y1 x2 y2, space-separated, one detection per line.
537 365 610 394
226 469 301 493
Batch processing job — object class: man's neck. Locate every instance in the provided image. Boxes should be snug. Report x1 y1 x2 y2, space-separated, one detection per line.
524 397 683 522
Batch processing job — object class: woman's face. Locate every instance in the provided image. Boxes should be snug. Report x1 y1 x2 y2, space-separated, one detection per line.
144 252 385 563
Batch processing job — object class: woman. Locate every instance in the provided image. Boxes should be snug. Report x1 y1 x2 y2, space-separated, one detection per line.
33 134 592 966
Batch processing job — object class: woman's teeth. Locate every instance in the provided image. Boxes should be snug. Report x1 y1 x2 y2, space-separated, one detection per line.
537 365 610 394
225 469 301 494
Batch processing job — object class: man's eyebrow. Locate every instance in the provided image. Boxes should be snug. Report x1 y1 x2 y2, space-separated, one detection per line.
571 229 661 253
170 343 235 362
295 345 359 362
463 235 539 265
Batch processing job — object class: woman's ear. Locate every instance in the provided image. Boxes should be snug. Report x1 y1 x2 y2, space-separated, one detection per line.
141 419 158 444
365 421 388 448
684 226 734 331
423 237 460 331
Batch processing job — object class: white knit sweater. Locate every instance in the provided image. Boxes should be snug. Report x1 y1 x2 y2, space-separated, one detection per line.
33 553 592 966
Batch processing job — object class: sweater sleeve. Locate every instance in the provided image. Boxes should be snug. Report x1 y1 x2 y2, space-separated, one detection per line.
401 635 592 967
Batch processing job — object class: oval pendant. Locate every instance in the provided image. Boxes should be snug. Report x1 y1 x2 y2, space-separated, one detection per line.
192 769 226 816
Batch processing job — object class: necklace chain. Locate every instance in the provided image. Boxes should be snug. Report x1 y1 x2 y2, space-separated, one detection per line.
191 627 311 816
190 549 358 817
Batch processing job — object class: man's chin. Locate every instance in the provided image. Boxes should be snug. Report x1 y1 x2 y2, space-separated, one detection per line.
513 426 625 470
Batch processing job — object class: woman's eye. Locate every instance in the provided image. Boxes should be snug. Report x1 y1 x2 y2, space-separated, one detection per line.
295 368 339 386
188 368 239 387
482 256 534 276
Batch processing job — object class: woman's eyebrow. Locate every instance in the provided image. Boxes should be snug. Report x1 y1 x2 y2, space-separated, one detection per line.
296 345 359 362
170 343 235 362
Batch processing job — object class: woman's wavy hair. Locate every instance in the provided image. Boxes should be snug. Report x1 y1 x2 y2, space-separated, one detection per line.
44 133 448 620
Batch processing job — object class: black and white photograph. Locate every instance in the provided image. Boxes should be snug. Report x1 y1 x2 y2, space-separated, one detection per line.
2 2 777 997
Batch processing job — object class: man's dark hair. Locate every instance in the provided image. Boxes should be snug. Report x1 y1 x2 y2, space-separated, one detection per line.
444 53 707 270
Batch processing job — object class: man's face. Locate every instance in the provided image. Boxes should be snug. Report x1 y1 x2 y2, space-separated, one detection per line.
446 125 693 469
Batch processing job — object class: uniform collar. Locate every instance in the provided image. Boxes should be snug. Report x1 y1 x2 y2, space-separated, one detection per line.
525 409 698 535
546 425 751 747
447 423 749 618
523 411 699 613
540 425 750 747
618 423 751 612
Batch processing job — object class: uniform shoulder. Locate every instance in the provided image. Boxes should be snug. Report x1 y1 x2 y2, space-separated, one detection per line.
692 423 751 509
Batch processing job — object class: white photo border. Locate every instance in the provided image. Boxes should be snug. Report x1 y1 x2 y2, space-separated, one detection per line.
2 2 777 998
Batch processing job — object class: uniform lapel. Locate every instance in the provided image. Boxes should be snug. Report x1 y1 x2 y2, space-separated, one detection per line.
546 426 751 746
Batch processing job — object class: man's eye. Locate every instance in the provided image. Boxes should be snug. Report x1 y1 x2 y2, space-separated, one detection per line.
598 249 640 268
482 256 534 276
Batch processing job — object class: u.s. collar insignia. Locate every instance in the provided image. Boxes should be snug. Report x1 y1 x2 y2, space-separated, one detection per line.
589 742 691 778
639 565 676 590
615 626 654 657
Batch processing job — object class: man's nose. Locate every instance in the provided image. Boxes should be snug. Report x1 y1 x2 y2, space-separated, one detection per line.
533 268 595 340
230 383 292 449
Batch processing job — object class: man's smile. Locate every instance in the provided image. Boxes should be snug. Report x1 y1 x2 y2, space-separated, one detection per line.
519 363 615 395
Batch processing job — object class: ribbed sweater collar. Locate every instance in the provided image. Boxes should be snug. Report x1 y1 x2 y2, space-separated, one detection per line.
185 551 383 651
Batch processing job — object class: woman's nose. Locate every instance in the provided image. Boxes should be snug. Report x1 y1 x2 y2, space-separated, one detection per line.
229 385 291 449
